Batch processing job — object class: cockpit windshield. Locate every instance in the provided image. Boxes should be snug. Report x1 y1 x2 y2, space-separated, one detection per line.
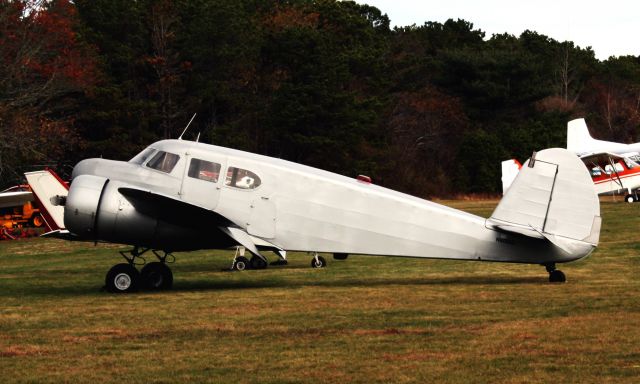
146 151 180 173
129 148 156 165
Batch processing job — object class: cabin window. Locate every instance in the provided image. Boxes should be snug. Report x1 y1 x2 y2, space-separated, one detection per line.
624 158 638 169
591 167 602 177
225 167 261 189
146 151 180 173
129 148 156 165
188 158 221 183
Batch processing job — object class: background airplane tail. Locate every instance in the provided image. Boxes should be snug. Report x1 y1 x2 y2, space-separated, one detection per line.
501 159 521 195
489 148 601 256
567 118 595 153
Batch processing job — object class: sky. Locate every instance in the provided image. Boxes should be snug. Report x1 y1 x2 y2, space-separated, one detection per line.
356 0 639 60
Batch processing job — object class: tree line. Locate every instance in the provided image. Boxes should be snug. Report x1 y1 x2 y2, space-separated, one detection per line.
1 0 639 196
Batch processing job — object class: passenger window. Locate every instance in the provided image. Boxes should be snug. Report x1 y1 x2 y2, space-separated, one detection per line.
146 151 180 173
225 167 261 189
188 158 221 183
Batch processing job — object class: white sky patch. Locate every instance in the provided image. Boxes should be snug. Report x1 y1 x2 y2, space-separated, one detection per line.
356 0 640 60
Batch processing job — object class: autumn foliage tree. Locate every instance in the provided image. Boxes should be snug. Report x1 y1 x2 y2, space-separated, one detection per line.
0 0 97 185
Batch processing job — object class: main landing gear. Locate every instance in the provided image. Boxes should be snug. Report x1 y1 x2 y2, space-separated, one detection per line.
544 263 566 283
105 247 175 293
230 246 269 271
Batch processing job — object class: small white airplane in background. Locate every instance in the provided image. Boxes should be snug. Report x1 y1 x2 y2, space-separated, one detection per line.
567 118 640 158
24 137 600 292
504 118 640 203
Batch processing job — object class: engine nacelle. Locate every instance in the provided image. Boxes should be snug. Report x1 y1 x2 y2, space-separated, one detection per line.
65 175 157 244
65 175 227 251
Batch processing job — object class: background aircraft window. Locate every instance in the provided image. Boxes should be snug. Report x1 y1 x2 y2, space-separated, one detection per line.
146 151 180 173
624 158 638 169
129 148 156 165
225 167 261 189
188 158 221 183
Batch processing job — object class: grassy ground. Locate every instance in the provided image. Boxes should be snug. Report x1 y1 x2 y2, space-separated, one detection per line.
1 199 639 383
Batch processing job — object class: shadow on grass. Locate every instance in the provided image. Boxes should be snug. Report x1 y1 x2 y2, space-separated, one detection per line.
1 274 545 298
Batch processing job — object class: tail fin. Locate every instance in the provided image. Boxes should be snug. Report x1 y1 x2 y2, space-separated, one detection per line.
501 159 522 195
24 169 68 231
489 148 600 256
567 118 596 153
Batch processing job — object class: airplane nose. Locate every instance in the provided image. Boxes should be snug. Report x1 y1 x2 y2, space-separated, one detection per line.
71 159 101 180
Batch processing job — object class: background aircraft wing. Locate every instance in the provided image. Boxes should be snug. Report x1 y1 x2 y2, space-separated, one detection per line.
579 151 626 163
0 191 33 209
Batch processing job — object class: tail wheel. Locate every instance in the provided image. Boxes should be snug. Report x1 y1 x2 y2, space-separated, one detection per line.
30 214 44 227
140 262 173 290
105 263 140 293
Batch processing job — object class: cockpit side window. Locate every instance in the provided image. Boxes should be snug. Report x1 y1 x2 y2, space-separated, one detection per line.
146 151 180 173
225 167 261 189
188 158 221 183
130 148 156 165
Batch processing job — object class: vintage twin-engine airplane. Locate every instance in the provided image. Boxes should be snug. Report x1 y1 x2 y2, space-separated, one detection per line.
29 138 601 292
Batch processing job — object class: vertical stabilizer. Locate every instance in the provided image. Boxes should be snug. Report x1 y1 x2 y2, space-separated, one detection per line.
566 118 594 153
489 148 600 257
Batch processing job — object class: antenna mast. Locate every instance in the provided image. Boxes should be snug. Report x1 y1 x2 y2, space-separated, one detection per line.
178 113 197 140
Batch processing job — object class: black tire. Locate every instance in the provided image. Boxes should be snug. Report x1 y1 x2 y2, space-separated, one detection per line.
105 263 140 293
234 256 249 271
626 194 635 203
549 270 566 283
140 262 173 290
333 253 348 260
29 214 44 228
250 255 268 269
311 255 327 268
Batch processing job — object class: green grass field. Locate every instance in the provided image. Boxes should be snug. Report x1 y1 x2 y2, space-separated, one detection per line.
1 199 639 383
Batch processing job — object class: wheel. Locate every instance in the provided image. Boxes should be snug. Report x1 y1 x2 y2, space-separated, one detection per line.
626 194 635 203
311 255 327 268
234 256 249 271
250 255 268 269
333 253 348 260
105 263 140 293
29 214 44 227
140 262 173 290
549 269 566 283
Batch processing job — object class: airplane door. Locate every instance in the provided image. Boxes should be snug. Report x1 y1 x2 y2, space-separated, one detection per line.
180 155 224 209
248 196 276 239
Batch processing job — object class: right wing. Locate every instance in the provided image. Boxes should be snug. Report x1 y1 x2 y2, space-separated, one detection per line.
119 187 268 259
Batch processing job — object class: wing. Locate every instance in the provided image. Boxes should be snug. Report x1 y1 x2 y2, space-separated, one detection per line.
0 191 33 209
579 151 626 164
118 187 233 228
118 187 267 258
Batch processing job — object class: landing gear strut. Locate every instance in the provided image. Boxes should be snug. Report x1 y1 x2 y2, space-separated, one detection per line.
105 247 174 293
311 252 327 268
545 263 566 283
